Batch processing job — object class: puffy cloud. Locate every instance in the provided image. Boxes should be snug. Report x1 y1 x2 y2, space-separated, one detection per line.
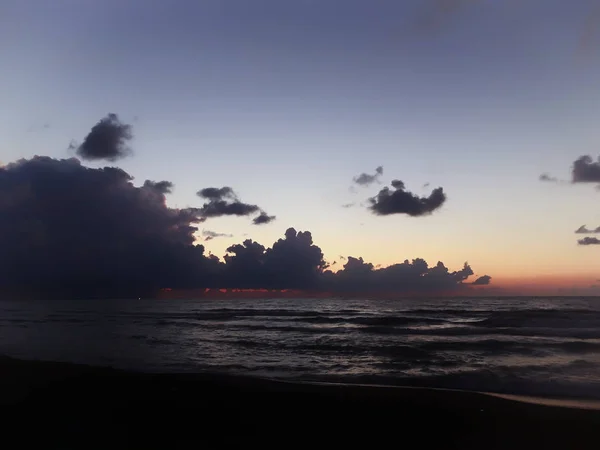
572 155 600 183
353 166 383 187
71 113 133 161
252 211 276 225
197 187 237 201
0 156 214 299
368 180 446 216
578 237 600 246
324 258 486 294
0 156 490 298
143 180 174 194
471 275 492 285
199 200 260 218
196 186 261 219
575 225 600 234
202 230 233 241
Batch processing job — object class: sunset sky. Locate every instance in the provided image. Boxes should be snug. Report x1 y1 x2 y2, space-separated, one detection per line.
2 0 600 294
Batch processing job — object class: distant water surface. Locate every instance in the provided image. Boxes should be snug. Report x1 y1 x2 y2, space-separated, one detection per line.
1 297 599 399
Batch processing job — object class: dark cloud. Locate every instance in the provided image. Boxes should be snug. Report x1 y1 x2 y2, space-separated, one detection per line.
72 113 133 161
323 258 486 294
575 225 600 234
572 155 600 183
471 275 492 285
253 211 276 225
143 180 174 194
539 173 558 182
197 187 237 201
0 156 490 298
578 237 600 246
368 180 446 216
353 166 383 187
196 186 266 221
202 230 234 241
199 200 260 218
0 156 214 299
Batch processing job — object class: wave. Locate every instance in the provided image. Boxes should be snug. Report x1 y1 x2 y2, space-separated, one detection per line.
295 367 600 400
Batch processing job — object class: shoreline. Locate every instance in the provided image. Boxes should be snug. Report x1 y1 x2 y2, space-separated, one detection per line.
4 354 599 409
3 356 600 449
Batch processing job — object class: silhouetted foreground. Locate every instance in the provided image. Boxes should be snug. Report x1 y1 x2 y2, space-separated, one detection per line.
2 357 599 449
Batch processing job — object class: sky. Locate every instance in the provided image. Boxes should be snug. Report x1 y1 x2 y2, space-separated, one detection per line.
2 0 600 295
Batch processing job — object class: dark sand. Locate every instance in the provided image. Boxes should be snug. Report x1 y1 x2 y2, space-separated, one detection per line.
2 357 599 449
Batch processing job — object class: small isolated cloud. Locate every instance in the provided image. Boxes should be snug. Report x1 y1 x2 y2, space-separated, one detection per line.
253 211 276 225
578 237 600 246
202 230 233 241
368 179 446 216
539 173 559 182
143 180 174 194
197 187 237 201
575 225 600 234
196 186 273 224
471 275 491 285
353 166 383 187
71 113 133 161
572 155 600 183
342 202 355 208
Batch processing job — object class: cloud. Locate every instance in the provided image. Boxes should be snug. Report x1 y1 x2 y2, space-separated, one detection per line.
143 180 174 194
353 166 383 187
202 230 233 241
575 225 600 234
368 180 446 216
199 200 260 218
539 173 559 182
71 113 133 161
572 155 600 183
197 187 275 224
0 156 214 299
578 237 600 246
471 275 492 285
342 202 355 208
196 186 266 221
0 156 490 298
197 187 237 201
323 258 486 294
253 211 276 225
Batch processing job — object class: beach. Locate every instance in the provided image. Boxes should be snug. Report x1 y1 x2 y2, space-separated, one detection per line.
3 356 599 449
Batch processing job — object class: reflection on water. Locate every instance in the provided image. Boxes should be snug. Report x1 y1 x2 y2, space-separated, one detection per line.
1 296 599 399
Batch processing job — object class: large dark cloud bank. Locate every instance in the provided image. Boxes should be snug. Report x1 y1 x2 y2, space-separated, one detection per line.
0 113 489 299
0 156 490 299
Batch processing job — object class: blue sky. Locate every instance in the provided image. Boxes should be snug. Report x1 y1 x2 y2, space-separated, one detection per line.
2 0 600 289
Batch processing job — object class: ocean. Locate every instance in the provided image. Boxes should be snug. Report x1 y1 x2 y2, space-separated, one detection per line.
1 296 599 400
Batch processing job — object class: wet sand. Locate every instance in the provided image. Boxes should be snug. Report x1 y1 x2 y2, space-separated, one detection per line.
2 356 599 449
